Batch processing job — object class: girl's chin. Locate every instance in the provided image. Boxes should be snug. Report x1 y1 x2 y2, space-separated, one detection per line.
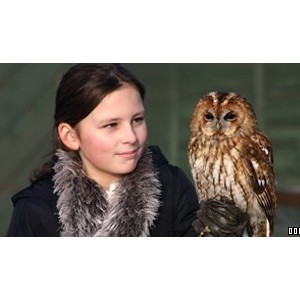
119 164 138 174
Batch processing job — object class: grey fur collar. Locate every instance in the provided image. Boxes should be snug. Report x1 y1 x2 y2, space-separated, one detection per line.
53 148 161 237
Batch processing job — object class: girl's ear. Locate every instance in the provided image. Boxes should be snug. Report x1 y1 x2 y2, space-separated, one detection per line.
57 123 80 151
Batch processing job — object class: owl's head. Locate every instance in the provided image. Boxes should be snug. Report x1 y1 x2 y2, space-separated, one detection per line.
190 92 258 138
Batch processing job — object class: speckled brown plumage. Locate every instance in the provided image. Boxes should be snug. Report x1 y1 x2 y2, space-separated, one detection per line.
188 92 277 236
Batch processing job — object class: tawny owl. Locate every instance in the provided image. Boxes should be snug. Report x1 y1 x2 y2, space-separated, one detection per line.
188 92 277 237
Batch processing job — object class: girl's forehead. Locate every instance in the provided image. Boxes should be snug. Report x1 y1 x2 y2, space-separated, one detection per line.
89 86 145 119
101 85 142 104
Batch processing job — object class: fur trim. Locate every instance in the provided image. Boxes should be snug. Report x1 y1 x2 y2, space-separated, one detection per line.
53 148 161 237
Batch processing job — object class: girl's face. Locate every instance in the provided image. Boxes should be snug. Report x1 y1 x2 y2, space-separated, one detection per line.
75 84 147 189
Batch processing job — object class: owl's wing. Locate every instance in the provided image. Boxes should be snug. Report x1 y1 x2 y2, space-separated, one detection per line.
246 132 277 230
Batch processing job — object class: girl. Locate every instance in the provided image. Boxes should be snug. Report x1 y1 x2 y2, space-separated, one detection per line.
7 64 248 237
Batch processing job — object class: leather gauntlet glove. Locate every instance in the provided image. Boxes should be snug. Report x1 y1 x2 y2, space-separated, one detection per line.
193 197 249 237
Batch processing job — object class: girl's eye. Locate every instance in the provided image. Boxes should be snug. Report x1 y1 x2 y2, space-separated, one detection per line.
103 123 118 129
204 112 214 121
133 117 144 124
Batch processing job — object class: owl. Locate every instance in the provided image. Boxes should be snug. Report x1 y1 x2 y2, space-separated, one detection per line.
188 92 277 237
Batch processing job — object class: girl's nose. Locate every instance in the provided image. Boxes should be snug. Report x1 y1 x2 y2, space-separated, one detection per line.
123 124 138 144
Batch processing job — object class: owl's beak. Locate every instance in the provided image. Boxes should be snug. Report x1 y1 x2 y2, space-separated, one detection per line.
210 120 222 132
213 122 221 131
216 123 221 131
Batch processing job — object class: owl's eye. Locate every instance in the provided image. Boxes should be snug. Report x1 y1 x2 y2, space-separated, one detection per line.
224 112 236 121
204 112 214 121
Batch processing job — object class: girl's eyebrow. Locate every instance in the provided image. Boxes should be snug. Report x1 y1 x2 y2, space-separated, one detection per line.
92 117 121 126
132 111 145 117
92 111 145 124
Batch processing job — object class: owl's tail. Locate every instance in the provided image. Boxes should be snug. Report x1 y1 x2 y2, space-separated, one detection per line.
266 219 271 237
247 218 272 237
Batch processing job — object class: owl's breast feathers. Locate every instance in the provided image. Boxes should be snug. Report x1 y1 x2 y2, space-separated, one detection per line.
188 131 277 234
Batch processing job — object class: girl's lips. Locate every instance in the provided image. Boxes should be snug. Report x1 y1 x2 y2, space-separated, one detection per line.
118 148 139 159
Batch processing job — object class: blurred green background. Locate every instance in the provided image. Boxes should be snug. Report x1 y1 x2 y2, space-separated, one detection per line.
1 63 300 236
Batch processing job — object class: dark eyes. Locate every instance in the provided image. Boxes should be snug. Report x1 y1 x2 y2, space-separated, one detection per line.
103 117 144 129
204 112 236 122
133 117 144 124
103 123 117 129
224 112 236 121
204 112 214 121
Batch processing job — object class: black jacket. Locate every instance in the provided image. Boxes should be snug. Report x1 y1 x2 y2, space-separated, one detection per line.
7 146 199 237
